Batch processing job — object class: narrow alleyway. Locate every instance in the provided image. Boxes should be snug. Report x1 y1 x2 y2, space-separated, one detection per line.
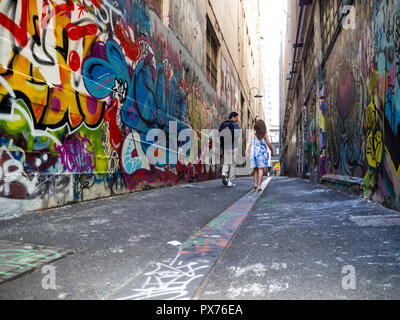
1 0 399 305
0 177 399 300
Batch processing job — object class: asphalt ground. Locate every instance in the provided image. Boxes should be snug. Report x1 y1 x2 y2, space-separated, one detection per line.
197 177 400 300
0 177 254 299
1 176 399 300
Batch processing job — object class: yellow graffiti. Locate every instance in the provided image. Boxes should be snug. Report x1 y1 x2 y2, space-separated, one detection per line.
364 92 383 170
366 130 383 169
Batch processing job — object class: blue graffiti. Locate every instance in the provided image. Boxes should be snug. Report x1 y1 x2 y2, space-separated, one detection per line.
83 39 188 165
385 84 400 135
83 40 129 99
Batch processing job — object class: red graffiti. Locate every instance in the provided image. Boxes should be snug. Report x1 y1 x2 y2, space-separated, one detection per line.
66 23 98 41
0 14 28 47
104 99 122 151
0 0 29 47
69 50 81 72
76 0 88 19
90 0 102 9
41 0 75 28
115 21 141 61
53 0 75 14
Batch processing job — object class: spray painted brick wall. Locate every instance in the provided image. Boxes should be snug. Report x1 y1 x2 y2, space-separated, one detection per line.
0 0 228 219
319 0 400 209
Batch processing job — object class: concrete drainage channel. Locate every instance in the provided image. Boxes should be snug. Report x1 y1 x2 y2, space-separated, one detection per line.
110 178 273 300
349 215 400 227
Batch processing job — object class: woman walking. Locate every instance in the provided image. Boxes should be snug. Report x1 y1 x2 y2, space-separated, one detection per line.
245 120 274 191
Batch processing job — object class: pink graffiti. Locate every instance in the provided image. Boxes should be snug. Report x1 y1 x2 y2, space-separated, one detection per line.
54 133 96 174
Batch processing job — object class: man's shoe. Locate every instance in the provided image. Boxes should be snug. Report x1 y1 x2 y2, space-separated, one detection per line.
222 174 228 186
227 181 236 187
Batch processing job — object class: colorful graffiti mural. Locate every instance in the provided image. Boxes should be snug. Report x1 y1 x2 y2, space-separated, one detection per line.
315 0 400 209
0 0 224 217
362 0 400 206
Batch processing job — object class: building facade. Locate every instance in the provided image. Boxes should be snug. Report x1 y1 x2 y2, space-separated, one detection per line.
281 0 400 210
0 0 263 219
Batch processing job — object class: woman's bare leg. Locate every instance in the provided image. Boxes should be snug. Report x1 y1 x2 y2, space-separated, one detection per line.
257 168 263 188
253 169 258 188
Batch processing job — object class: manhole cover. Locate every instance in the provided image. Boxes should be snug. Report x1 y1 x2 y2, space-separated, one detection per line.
349 215 400 227
0 240 73 285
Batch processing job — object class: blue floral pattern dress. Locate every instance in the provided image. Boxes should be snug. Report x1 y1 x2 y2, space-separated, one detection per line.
250 135 269 169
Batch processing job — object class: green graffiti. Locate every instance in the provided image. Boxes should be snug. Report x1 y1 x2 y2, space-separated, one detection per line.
0 249 62 276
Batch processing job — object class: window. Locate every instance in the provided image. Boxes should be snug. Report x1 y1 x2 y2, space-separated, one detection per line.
303 25 315 93
206 17 219 90
320 0 351 58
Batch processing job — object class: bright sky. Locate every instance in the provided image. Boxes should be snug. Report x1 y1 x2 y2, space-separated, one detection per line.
259 0 287 126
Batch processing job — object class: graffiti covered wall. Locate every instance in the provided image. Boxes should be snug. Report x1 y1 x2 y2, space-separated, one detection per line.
319 0 400 209
0 0 226 219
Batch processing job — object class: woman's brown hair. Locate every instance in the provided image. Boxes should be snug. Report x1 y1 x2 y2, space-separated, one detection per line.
254 119 267 141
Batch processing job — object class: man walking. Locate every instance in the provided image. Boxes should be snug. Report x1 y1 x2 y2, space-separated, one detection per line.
218 112 240 187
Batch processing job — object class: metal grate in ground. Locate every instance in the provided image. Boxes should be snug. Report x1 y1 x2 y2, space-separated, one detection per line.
0 240 74 285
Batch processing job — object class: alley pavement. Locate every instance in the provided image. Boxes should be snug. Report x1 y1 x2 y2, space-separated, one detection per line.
197 177 400 300
0 177 256 299
0 176 400 300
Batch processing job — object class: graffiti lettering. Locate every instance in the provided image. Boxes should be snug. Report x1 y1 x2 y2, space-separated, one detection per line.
54 133 96 174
